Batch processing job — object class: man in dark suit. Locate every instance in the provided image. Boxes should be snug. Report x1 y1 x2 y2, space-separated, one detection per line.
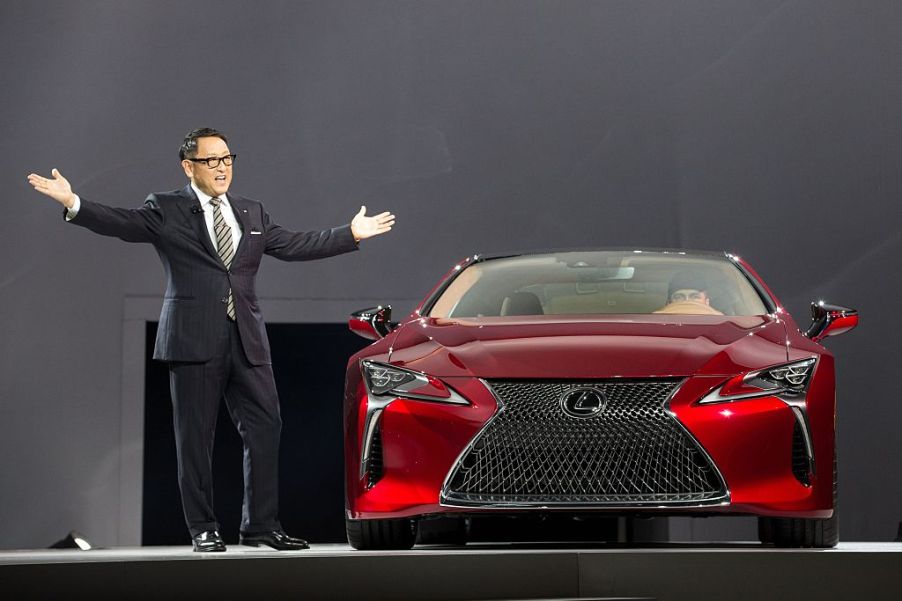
28 128 395 552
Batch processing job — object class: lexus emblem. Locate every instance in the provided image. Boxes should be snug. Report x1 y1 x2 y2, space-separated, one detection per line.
560 387 607 418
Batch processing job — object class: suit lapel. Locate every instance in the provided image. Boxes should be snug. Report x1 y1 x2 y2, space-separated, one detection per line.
178 185 220 262
229 195 250 259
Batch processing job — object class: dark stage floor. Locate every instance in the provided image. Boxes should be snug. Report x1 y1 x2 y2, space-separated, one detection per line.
2 542 900 600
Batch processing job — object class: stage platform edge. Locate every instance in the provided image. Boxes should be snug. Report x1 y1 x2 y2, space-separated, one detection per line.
1 542 900 600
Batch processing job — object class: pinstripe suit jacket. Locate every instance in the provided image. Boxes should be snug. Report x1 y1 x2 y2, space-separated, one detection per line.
68 185 358 365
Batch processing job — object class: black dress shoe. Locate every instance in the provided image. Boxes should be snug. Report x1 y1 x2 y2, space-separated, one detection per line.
192 530 226 552
239 530 309 550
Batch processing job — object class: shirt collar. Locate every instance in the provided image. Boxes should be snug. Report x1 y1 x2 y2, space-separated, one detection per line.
190 182 229 208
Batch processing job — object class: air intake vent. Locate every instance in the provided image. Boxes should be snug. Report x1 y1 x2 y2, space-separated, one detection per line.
791 420 811 486
443 379 728 506
367 423 384 488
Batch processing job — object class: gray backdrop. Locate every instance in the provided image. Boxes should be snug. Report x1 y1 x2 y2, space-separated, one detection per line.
2 0 899 549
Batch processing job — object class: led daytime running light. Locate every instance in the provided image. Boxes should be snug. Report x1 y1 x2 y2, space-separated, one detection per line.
361 360 469 405
700 358 816 404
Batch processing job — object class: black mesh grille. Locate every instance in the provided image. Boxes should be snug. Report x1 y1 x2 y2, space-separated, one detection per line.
443 379 727 505
367 423 384 488
791 421 811 486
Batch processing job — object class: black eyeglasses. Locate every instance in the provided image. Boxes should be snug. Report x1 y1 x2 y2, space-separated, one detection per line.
187 154 237 169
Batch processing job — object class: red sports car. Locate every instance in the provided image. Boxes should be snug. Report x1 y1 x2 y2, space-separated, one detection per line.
343 249 857 549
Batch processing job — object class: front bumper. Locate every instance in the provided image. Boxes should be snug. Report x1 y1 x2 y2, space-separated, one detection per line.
344 370 835 521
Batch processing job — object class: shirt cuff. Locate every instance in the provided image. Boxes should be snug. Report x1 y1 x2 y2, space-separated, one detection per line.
65 195 81 221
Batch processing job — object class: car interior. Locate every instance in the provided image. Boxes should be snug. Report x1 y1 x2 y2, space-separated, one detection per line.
430 253 769 318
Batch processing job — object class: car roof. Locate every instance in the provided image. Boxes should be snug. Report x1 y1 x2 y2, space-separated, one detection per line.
471 248 733 262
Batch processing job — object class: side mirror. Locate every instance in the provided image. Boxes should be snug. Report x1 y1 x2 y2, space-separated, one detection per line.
349 306 398 340
804 301 858 343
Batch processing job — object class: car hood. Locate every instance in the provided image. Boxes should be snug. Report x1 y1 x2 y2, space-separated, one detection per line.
387 314 789 378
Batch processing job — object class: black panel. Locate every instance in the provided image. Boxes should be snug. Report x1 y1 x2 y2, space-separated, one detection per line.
142 322 368 545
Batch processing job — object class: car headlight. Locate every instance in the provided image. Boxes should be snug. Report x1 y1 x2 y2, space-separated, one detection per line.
760 361 815 388
363 362 418 395
699 358 816 405
361 360 469 404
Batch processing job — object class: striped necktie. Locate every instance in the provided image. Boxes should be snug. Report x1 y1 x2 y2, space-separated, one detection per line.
209 197 236 320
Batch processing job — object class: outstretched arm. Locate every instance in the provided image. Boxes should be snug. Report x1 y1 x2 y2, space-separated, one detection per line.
27 168 161 243
264 205 396 261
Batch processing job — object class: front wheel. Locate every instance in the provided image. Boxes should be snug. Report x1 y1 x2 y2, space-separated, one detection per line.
758 457 839 548
758 512 838 548
346 518 417 550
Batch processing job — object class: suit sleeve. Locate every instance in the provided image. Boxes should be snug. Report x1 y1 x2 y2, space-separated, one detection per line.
263 209 359 261
66 195 163 243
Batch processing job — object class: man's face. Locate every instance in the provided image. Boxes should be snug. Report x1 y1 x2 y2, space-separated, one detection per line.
670 288 710 305
181 136 233 197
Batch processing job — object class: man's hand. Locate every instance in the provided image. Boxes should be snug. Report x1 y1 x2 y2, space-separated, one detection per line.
27 168 77 208
351 205 395 241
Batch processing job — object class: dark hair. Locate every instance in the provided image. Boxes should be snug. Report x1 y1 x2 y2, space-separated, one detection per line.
179 127 229 160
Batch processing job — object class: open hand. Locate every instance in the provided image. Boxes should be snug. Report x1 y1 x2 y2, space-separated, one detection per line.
27 168 77 208
351 206 395 241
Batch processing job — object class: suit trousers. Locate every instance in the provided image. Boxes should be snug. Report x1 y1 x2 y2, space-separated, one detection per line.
168 319 283 537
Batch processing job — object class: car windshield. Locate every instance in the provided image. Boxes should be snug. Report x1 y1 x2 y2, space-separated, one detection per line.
429 251 770 318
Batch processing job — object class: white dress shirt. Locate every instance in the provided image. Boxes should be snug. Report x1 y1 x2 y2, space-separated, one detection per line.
189 182 242 253
66 183 243 252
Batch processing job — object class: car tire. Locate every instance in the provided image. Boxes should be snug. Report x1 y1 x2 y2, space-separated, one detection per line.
346 518 418 550
758 456 839 548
